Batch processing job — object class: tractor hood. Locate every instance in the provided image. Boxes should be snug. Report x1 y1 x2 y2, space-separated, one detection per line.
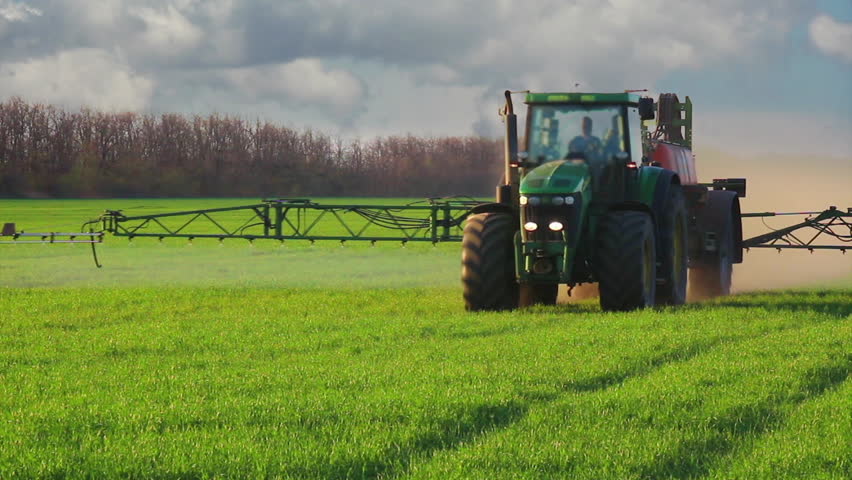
519 160 591 195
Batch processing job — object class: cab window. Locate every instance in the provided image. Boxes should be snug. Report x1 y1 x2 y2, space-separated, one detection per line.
526 104 626 167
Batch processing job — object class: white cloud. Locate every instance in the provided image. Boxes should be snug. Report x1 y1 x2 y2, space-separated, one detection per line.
222 59 365 115
129 4 203 61
0 0 41 21
453 0 796 91
809 14 852 63
0 48 154 111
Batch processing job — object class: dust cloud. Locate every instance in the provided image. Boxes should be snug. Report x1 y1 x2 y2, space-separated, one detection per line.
698 148 851 292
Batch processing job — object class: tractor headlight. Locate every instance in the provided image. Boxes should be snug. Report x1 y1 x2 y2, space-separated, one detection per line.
548 221 564 231
523 221 538 231
519 195 528 205
551 196 565 206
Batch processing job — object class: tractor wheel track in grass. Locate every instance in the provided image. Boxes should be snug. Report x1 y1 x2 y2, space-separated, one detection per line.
405 317 850 480
337 318 843 480
637 354 850 480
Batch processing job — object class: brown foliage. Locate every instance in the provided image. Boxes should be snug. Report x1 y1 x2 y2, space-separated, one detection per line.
0 97 503 198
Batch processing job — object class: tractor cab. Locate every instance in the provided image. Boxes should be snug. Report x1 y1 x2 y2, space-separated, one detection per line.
520 93 645 203
526 102 629 166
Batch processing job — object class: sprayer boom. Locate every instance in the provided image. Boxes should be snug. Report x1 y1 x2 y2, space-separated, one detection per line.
0 223 103 244
95 198 476 245
742 207 851 253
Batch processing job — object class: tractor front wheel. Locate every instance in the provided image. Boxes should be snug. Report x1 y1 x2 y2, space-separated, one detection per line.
462 212 519 311
595 211 657 311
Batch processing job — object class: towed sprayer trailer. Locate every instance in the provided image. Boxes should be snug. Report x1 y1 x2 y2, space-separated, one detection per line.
3 91 849 310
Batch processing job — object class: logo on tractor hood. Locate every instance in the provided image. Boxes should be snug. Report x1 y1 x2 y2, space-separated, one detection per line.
519 160 590 194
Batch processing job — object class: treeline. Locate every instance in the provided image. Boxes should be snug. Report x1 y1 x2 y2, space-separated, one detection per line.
0 97 503 198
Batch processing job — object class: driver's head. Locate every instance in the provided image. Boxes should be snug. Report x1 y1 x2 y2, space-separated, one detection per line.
582 116 593 136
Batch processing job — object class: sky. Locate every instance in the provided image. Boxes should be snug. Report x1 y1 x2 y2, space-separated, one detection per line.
1 0 850 157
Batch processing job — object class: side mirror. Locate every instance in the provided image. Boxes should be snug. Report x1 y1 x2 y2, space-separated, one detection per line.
638 97 655 120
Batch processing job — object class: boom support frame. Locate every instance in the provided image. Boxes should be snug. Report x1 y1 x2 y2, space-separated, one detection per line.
94 198 477 245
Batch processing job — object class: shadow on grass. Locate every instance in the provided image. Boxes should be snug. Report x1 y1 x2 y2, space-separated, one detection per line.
561 339 727 394
328 298 847 479
434 303 600 342
687 289 852 319
516 333 748 403
321 402 528 479
635 356 851 479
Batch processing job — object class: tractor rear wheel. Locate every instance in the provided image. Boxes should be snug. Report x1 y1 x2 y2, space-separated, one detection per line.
595 211 657 311
519 283 558 307
656 185 688 305
689 213 733 299
462 212 519 311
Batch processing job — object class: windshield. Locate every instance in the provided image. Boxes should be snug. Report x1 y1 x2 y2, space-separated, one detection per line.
526 104 626 166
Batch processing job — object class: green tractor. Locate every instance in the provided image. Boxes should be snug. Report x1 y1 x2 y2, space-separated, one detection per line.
462 90 745 311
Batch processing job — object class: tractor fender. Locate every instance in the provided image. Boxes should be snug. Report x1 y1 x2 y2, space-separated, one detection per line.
638 167 680 228
645 170 682 254
469 202 517 218
642 170 682 270
647 169 682 226
694 190 743 264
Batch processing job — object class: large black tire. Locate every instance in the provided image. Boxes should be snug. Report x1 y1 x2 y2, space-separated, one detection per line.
519 283 558 307
655 185 688 305
461 213 519 311
595 211 657 311
689 213 733 300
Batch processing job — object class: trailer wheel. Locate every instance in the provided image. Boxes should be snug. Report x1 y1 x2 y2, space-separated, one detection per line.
519 283 558 307
595 211 657 311
689 213 733 300
462 213 519 311
656 185 688 305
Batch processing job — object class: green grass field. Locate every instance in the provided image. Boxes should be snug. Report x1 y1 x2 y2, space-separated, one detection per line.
1 199 850 479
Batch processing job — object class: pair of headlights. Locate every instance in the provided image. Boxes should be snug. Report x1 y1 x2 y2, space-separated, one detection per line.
524 221 563 232
519 195 575 206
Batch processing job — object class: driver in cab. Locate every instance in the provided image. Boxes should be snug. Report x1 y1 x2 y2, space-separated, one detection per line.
567 116 602 160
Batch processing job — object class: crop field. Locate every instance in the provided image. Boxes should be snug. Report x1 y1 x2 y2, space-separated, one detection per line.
1 199 850 479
